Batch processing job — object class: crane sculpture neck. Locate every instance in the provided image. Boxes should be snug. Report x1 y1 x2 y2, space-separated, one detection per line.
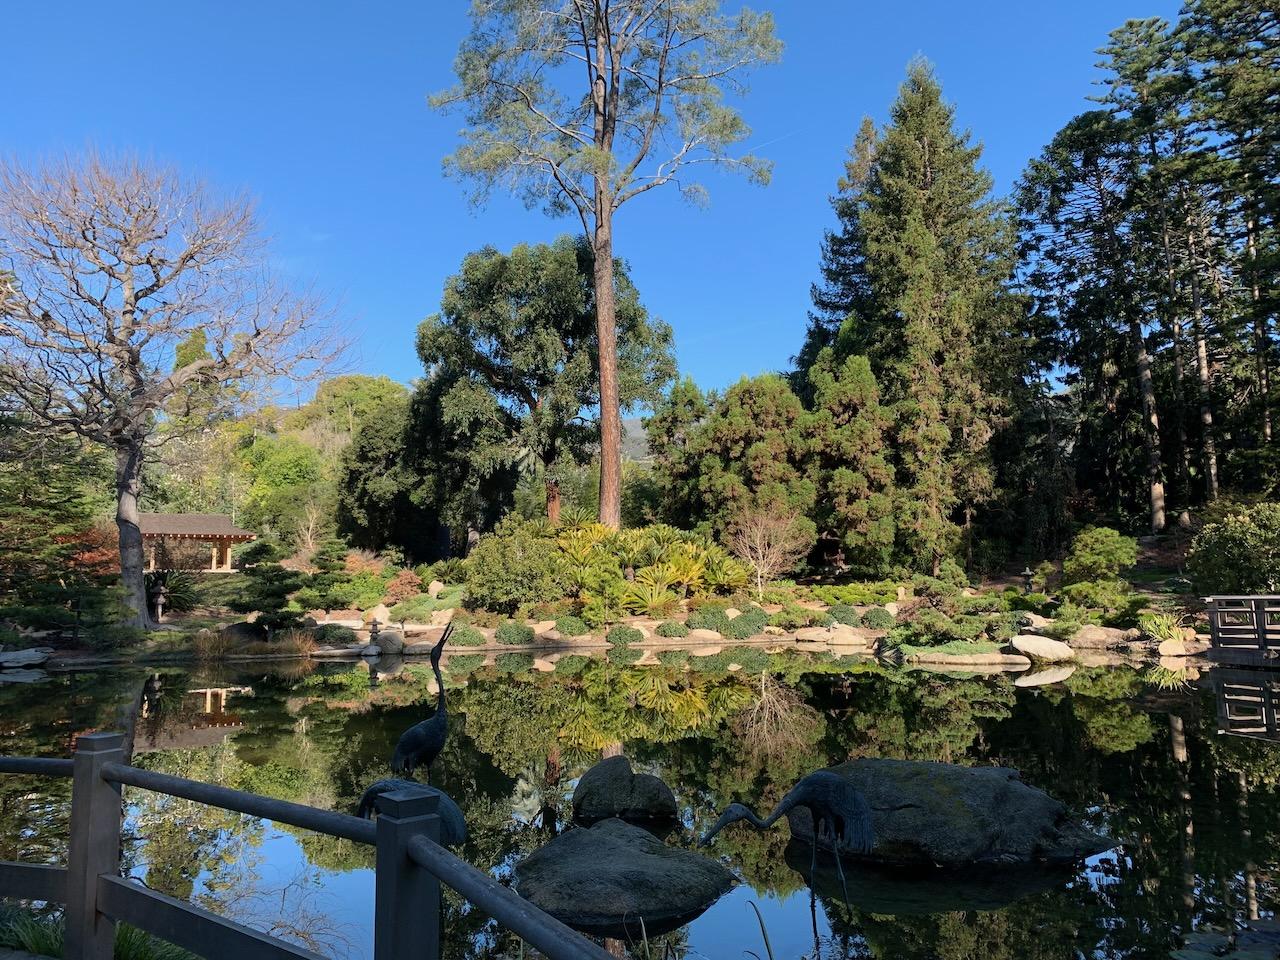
430 624 450 714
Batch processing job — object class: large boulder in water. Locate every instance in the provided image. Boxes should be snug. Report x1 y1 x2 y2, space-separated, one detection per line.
514 819 734 937
572 755 678 825
787 758 1112 866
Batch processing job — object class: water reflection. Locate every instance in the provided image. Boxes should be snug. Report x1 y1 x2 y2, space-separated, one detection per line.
2 657 1278 959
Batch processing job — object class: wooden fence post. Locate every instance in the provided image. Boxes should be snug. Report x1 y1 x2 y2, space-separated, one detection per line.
65 732 124 960
374 787 442 960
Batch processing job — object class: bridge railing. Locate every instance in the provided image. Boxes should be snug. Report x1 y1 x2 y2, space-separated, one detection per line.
0 732 611 960
1204 595 1280 664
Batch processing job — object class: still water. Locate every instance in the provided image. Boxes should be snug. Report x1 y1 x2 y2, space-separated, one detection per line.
2 654 1278 959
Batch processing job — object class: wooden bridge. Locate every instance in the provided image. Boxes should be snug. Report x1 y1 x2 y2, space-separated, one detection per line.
0 733 611 960
1205 596 1280 665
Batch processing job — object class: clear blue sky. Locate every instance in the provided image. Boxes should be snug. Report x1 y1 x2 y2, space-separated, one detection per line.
3 0 1180 396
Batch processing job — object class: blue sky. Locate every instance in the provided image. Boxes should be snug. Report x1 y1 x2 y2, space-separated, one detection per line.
3 0 1180 396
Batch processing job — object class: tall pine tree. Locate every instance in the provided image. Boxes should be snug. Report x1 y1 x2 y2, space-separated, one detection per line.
823 61 1017 573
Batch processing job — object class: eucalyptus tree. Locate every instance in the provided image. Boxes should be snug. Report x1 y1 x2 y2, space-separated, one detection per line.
0 154 335 627
432 0 782 527
416 236 674 522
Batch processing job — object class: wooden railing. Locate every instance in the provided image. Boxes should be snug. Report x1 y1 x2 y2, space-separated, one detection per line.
0 732 611 960
1214 669 1280 741
1204 596 1280 664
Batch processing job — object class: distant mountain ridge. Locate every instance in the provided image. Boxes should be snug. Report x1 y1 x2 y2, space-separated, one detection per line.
622 417 650 462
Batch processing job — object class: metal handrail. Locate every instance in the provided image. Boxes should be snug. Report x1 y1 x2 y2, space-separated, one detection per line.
0 744 614 960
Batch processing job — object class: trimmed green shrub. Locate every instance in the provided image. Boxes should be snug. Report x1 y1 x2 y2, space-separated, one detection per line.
554 654 591 675
495 652 534 674
806 581 899 606
444 653 484 675
828 603 861 626
450 624 487 646
768 604 826 630
313 624 357 645
686 605 732 635
727 646 770 673
1188 503 1280 594
607 624 644 646
464 518 566 615
496 621 536 645
1063 527 1138 584
861 607 896 630
607 645 644 665
689 651 731 673
722 616 762 640
555 614 590 638
658 649 690 669
655 620 689 638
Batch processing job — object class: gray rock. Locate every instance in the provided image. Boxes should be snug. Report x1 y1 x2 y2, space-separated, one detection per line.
1013 665 1076 687
358 643 381 658
364 604 391 625
221 621 264 645
786 758 1112 866
1020 612 1053 630
514 819 733 937
572 755 678 824
0 647 52 668
1071 624 1140 649
374 630 404 655
1010 634 1075 663
427 580 445 599
0 668 49 683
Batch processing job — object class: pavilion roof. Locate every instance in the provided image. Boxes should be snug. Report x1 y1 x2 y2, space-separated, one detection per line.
137 513 256 541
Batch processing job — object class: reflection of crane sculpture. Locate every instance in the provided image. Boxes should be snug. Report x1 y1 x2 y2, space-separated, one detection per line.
700 770 873 905
390 624 451 779
354 778 468 846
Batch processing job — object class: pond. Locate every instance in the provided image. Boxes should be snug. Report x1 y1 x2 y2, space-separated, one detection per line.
2 655 1278 959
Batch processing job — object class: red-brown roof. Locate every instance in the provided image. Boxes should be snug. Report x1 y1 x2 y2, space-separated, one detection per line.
138 513 256 540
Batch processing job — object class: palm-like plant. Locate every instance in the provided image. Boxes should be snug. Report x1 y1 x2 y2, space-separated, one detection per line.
622 579 680 617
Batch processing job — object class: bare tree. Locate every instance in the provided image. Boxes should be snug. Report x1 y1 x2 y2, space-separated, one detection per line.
0 153 337 628
433 0 782 528
728 506 813 602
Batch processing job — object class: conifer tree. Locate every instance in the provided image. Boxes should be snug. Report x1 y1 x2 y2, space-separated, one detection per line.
806 351 896 573
836 61 1016 572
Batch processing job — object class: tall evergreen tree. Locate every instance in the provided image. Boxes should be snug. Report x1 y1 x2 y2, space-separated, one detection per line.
806 351 896 573
832 61 1017 572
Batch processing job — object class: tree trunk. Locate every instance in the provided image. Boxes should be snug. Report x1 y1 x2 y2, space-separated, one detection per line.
545 476 562 525
1130 319 1166 533
593 216 622 529
1187 220 1219 499
1246 217 1273 443
115 442 152 630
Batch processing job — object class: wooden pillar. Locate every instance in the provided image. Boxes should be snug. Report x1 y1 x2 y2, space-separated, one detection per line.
374 787 442 960
222 541 233 570
66 732 124 960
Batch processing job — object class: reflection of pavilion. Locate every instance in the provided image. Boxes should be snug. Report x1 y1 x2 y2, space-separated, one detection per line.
1214 669 1280 742
134 682 254 753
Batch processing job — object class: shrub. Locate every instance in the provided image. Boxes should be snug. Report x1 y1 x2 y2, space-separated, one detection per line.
465 518 566 615
768 604 826 631
607 645 644 665
194 629 236 659
727 646 770 673
313 624 357 645
495 653 533 674
658 649 690 669
1139 612 1184 644
656 620 689 638
450 624 487 646
690 651 731 673
621 580 680 617
686 605 732 635
806 581 900 606
383 569 424 605
861 607 895 630
555 615 590 638
554 654 591 675
722 615 762 640
1062 527 1138 584
330 571 393 611
607 624 644 646
495 621 536 645
1187 503 1280 594
444 653 484 676
145 570 198 613
828 603 861 626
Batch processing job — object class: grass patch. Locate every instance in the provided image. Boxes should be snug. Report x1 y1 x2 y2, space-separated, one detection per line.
898 640 1003 658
